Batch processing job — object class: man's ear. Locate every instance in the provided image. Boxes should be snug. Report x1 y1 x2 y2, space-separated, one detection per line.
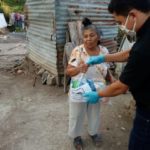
129 9 138 19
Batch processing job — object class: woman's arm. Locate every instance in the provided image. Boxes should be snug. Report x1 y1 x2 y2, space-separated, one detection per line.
66 65 80 77
66 63 88 77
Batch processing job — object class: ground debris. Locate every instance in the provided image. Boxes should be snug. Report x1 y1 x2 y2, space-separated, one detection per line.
123 99 135 118
121 127 126 131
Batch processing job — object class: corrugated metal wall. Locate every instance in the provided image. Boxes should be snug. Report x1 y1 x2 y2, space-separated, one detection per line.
56 0 118 75
26 0 57 75
26 0 117 77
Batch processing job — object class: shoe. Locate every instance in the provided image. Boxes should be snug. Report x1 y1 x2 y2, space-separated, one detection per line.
73 136 83 150
90 134 102 147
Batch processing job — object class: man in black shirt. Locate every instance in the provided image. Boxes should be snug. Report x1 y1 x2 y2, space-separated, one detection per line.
83 0 150 149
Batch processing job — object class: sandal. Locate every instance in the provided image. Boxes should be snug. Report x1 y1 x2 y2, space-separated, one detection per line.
73 136 83 150
90 134 102 147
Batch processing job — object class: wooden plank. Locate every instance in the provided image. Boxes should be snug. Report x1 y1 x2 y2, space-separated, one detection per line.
63 42 75 93
77 20 83 45
68 22 79 46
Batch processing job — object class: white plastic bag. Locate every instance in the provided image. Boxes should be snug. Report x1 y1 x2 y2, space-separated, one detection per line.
69 73 106 102
116 36 135 76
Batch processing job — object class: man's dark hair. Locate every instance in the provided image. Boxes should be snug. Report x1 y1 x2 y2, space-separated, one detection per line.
108 0 150 16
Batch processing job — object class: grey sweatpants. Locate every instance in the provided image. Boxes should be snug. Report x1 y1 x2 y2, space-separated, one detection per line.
68 101 101 138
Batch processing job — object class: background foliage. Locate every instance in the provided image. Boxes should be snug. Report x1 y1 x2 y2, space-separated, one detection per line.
0 0 26 21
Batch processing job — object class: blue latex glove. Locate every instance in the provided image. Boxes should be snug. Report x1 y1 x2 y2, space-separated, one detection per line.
83 91 101 104
86 55 105 65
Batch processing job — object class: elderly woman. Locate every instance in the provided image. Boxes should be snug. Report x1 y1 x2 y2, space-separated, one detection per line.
66 18 114 150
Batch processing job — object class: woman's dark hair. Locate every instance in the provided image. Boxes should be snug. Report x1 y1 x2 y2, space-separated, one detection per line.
82 18 92 27
82 18 101 45
108 0 150 16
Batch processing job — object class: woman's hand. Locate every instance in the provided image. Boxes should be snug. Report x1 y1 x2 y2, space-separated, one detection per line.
78 62 88 73
66 62 89 77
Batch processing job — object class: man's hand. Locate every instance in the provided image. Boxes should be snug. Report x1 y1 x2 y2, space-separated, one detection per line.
83 91 102 104
86 55 105 65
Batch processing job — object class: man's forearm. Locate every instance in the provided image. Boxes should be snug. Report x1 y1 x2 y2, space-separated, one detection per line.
99 80 128 97
105 49 130 62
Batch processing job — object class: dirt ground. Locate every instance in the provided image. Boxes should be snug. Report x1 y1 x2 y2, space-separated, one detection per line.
0 33 134 150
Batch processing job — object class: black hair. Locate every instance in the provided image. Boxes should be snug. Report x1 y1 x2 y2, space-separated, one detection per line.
108 0 150 16
82 18 92 27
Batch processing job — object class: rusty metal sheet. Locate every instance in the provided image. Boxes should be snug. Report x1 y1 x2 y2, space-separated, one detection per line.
26 0 118 76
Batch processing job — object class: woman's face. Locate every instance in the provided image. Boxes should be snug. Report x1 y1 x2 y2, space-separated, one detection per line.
83 29 100 49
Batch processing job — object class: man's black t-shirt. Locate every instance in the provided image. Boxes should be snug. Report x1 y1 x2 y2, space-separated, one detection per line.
119 17 150 109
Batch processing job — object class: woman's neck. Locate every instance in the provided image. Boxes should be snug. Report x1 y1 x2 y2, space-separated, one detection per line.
85 45 100 56
85 45 99 51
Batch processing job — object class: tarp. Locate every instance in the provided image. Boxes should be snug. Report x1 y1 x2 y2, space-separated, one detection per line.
115 36 135 76
0 13 7 28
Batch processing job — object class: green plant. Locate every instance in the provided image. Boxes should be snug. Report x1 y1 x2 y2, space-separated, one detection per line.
0 0 26 24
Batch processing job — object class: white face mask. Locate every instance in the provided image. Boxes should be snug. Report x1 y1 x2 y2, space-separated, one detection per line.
118 15 136 38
